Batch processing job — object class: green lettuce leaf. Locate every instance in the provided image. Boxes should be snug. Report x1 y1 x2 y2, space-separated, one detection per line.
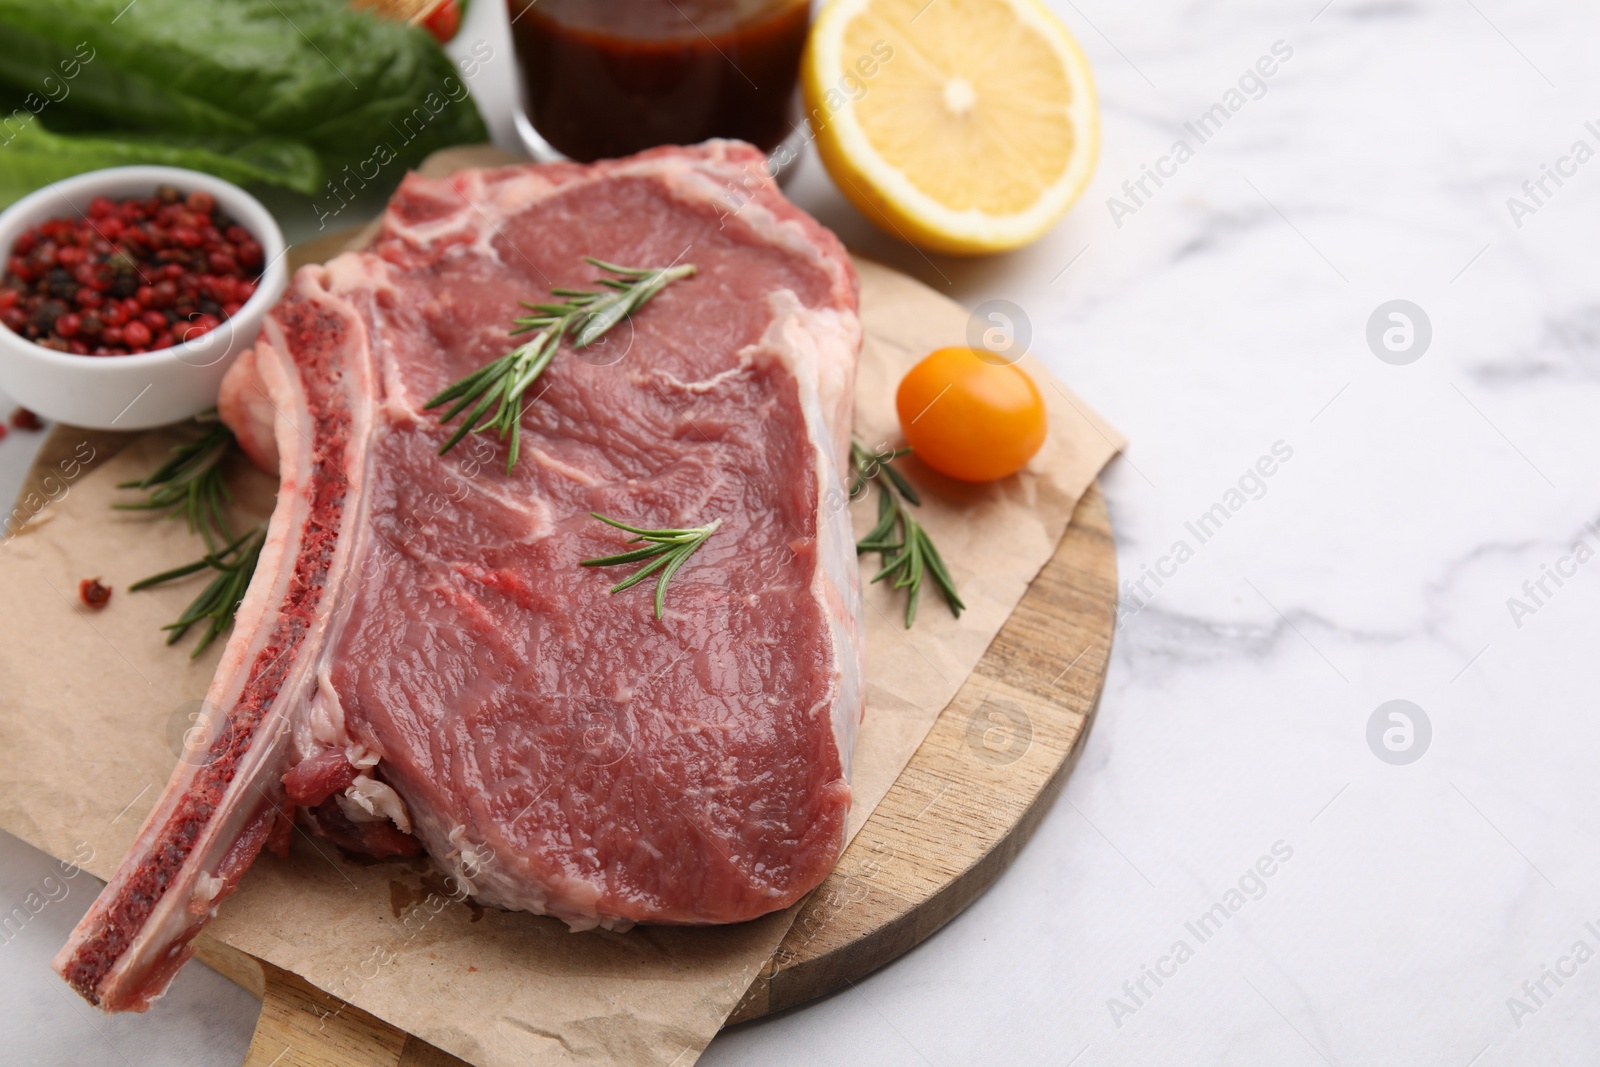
0 0 487 205
0 120 322 205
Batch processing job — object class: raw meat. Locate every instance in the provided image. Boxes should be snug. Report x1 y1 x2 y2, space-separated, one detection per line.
55 141 864 1011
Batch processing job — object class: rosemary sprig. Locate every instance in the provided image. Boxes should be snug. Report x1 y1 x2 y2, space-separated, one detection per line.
118 412 261 655
851 439 964 628
581 512 723 619
425 258 696 473
129 525 265 658
115 411 237 551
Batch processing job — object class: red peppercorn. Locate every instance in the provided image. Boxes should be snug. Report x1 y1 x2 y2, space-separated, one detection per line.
79 578 112 608
180 313 222 342
2 191 262 355
10 408 43 431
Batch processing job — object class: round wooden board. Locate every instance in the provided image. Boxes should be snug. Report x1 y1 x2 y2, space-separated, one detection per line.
18 428 1114 1065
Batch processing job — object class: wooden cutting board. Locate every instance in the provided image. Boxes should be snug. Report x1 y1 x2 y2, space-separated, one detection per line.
17 424 1115 1065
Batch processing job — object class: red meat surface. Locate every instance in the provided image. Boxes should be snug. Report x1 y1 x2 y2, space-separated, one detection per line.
55 142 864 1011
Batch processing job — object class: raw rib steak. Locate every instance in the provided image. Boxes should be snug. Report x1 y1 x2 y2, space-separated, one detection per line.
56 141 864 1011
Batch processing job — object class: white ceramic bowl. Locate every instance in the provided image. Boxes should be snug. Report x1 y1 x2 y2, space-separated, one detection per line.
0 166 287 430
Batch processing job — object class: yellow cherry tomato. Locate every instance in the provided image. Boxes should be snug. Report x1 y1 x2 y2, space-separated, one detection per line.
895 347 1048 482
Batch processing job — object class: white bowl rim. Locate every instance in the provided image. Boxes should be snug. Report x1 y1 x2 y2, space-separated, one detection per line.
0 165 287 371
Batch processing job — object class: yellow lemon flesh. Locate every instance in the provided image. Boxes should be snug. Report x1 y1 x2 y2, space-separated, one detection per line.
802 0 1099 255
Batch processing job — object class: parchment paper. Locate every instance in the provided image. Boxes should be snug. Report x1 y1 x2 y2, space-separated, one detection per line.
0 218 1122 1064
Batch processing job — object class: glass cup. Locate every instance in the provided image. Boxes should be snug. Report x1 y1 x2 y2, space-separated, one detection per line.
506 0 810 164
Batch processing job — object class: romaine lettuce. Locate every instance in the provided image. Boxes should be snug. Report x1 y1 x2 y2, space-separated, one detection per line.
0 0 488 205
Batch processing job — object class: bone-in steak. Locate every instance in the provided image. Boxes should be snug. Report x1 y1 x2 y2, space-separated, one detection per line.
55 142 863 1010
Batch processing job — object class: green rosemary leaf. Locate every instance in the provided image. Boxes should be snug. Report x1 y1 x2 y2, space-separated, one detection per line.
127 557 213 590
162 569 229 630
847 440 875 498
581 258 638 274
861 485 897 547
581 544 671 568
581 513 722 619
131 520 262 651
572 263 695 348
589 513 706 538
879 460 921 506
919 545 956 597
130 524 258 590
115 413 264 654
653 540 705 619
605 548 676 594
904 568 922 628
849 437 962 627
901 519 925 592
114 413 239 551
135 526 266 659
425 258 695 471
429 352 508 410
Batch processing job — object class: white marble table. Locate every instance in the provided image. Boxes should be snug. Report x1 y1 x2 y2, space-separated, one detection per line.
6 0 1598 1063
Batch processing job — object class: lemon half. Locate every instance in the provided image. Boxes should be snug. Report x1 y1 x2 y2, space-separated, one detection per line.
803 0 1099 255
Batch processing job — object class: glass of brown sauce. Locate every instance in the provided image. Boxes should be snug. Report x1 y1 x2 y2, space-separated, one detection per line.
506 0 811 164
